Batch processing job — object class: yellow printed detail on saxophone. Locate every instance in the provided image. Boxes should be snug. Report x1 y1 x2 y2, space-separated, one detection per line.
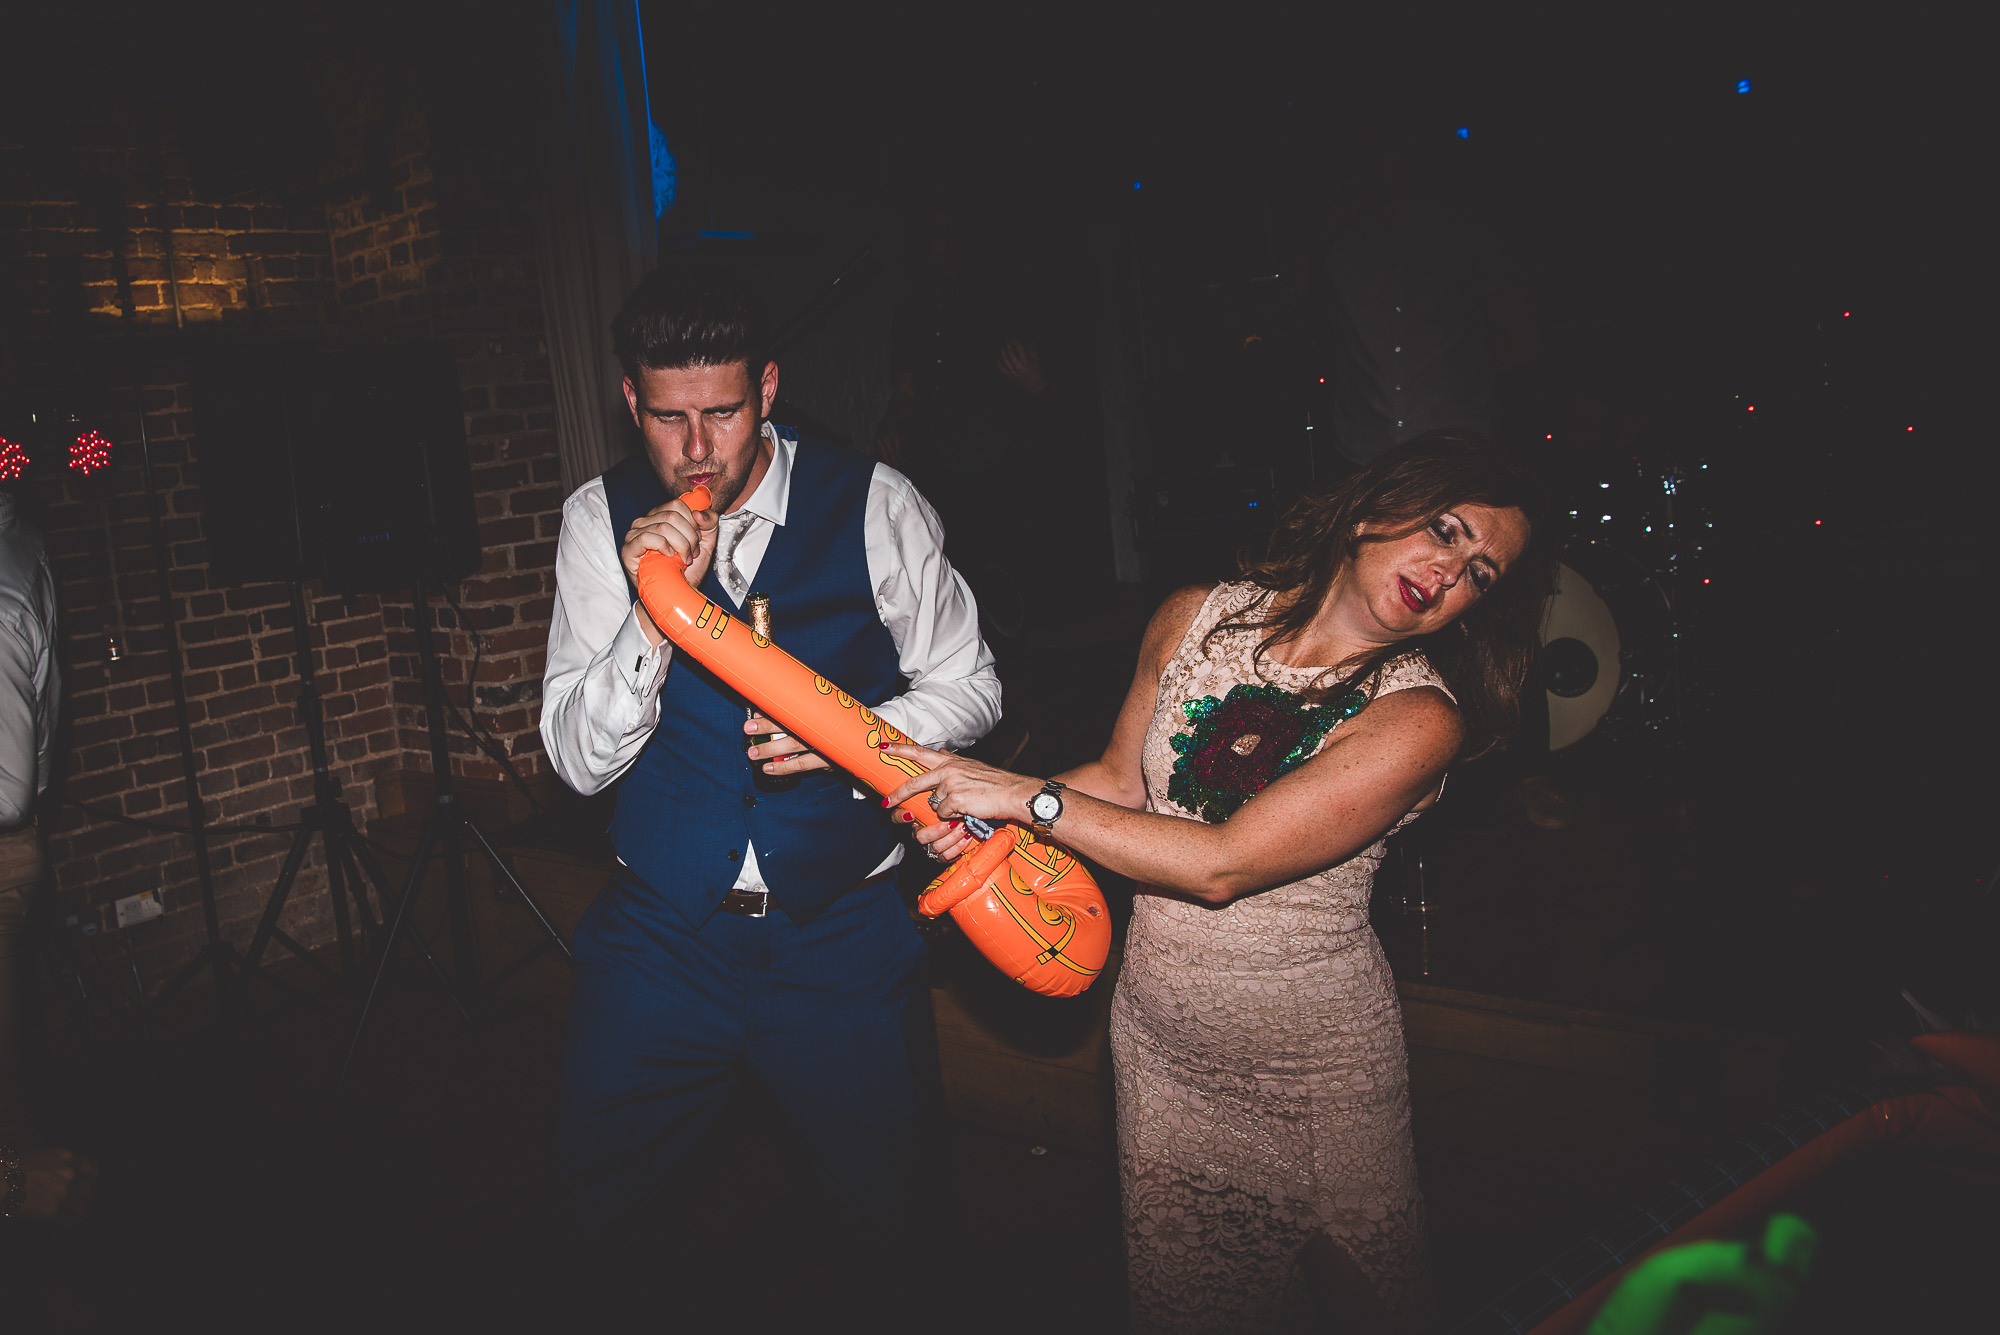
1014 838 1068 879
629 539 1113 998
880 753 925 780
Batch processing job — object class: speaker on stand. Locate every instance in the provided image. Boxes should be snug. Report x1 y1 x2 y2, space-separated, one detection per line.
193 346 567 1046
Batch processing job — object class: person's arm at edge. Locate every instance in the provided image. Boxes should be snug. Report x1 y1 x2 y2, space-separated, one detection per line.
0 614 40 826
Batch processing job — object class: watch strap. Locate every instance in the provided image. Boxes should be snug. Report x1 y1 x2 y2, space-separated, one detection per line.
1031 779 1066 829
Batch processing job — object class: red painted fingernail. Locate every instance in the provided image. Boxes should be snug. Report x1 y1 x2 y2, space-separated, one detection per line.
880 797 890 807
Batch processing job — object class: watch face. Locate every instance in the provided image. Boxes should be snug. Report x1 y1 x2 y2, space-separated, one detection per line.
1031 793 1061 821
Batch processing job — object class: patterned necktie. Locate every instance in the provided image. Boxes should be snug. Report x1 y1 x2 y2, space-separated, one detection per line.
713 511 753 605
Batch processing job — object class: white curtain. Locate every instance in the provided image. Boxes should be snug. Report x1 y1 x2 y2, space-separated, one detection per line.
536 0 660 493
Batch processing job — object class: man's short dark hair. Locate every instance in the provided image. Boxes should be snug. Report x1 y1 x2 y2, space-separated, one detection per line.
612 264 772 383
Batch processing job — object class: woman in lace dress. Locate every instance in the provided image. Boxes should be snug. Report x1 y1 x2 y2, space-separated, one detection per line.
885 435 1554 1331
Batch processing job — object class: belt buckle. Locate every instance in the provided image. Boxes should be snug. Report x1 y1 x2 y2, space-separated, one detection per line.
740 887 770 919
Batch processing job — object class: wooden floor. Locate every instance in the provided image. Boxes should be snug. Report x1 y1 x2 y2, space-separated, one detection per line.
14 805 1806 1334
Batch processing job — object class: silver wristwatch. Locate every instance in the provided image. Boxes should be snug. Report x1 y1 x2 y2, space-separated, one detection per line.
1028 779 1066 831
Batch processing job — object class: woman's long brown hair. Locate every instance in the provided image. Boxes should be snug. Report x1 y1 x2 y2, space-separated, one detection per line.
1212 432 1557 759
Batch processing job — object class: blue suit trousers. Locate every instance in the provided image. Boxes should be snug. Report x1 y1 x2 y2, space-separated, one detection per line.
556 869 941 1239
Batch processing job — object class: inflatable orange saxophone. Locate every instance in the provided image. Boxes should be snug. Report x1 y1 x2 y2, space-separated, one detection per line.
632 486 1110 998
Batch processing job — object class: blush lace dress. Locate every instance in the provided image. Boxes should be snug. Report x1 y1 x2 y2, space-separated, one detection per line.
1109 582 1445 1333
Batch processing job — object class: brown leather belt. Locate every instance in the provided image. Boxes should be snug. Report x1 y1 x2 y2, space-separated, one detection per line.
716 868 895 918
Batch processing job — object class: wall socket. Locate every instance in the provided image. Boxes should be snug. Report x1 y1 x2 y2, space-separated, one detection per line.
114 889 165 929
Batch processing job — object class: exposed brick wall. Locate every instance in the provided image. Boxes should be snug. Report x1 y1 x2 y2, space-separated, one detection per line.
1 0 565 983
342 67 567 782
38 383 406 970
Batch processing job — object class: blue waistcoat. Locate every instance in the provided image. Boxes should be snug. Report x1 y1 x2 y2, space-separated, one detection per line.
601 431 901 927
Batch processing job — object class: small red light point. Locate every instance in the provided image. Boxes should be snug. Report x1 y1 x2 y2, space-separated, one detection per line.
1545 433 1553 439
1814 519 1822 526
1702 578 1711 584
0 439 27 482
1843 311 1850 317
1906 425 1914 432
1747 405 1755 412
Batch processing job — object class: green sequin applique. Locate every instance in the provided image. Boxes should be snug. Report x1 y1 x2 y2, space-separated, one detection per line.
1167 682 1368 823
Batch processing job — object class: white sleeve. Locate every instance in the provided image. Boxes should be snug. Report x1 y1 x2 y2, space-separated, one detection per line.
32 555 57 802
0 612 40 826
864 465 1002 749
538 483 674 796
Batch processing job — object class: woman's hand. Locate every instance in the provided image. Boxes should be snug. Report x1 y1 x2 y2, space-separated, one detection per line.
880 742 1041 864
912 817 978 864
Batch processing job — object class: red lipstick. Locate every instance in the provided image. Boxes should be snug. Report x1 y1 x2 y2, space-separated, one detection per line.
1398 577 1430 613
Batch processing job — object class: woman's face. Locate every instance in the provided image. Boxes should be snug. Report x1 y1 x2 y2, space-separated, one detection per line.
1344 503 1532 639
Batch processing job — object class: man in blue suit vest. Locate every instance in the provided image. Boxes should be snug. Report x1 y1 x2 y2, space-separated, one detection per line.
541 266 1000 1260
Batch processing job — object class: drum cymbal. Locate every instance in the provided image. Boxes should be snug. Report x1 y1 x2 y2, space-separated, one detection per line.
1542 562 1622 750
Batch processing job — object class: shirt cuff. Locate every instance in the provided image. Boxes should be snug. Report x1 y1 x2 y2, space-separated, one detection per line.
614 603 671 697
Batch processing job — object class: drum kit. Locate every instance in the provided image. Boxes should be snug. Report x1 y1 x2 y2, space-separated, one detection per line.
1540 449 1715 751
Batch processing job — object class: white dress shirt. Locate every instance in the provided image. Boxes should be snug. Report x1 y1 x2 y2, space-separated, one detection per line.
540 424 1001 889
0 493 59 830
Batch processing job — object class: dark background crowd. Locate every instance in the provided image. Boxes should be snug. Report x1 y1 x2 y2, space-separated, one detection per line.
650 0 1992 1037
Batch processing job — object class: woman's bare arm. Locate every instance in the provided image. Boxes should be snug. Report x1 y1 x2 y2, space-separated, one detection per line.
886 607 1463 902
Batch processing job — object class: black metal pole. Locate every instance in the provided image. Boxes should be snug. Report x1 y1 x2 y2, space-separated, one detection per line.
290 580 360 970
410 577 479 996
132 382 232 1019
338 579 573 1087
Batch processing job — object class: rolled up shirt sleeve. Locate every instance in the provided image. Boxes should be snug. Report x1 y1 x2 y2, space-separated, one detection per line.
865 465 1002 750
539 482 674 796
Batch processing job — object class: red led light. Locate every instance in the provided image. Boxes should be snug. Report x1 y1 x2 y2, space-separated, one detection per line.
1746 405 1755 412
1545 433 1553 439
0 439 26 482
70 430 113 475
1814 519 1822 525
1843 311 1850 317
1906 426 1914 432
1702 578 1711 584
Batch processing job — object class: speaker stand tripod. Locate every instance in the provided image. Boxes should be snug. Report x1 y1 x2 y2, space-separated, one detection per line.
337 576 570 1090
233 582 393 1015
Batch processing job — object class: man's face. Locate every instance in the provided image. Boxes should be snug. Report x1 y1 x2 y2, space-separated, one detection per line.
622 359 779 514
